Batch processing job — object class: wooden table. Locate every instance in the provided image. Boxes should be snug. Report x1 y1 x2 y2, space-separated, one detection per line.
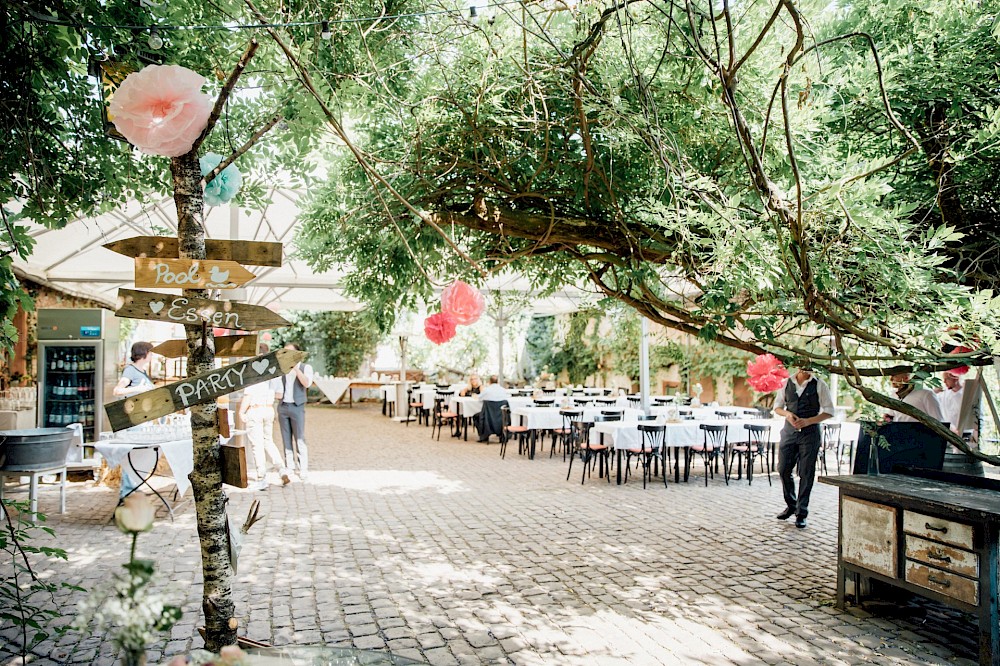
821 473 1000 665
346 381 385 407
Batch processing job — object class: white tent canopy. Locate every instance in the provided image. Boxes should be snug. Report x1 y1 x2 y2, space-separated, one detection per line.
14 190 591 315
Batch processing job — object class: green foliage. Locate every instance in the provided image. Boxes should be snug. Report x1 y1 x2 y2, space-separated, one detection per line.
523 316 556 381
594 308 686 381
273 311 383 377
549 312 600 385
687 342 755 383
1 500 81 659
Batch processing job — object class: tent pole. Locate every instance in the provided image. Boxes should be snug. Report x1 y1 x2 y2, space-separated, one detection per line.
640 317 650 416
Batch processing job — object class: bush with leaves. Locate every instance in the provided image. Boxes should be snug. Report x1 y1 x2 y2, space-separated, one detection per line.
1 499 82 660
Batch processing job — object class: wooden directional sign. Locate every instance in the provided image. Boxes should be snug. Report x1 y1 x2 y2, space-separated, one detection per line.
104 349 305 431
152 335 258 359
115 289 288 331
135 258 256 290
104 236 282 267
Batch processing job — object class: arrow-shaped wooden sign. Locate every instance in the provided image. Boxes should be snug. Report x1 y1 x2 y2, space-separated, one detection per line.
152 335 259 359
115 289 289 331
104 349 305 431
135 258 256 289
104 236 282 267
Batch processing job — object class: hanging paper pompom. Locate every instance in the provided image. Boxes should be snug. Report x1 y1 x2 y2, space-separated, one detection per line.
947 345 972 375
746 353 790 393
440 280 485 326
109 64 213 157
424 312 457 345
200 153 243 206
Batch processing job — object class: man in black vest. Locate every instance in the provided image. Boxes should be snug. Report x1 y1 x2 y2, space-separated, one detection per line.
275 342 314 482
773 365 835 528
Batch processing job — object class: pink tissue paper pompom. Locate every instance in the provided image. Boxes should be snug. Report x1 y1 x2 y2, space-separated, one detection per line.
424 312 457 345
109 64 213 157
746 353 790 393
440 280 485 326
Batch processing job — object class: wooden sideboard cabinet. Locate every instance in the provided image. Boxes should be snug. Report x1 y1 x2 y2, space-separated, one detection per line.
821 473 1000 665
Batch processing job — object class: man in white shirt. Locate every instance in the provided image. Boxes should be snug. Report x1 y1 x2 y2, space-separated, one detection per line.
888 372 943 424
478 375 510 402
275 342 314 481
772 366 835 529
935 371 964 433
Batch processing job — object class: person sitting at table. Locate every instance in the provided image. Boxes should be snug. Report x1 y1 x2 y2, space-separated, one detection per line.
476 375 509 442
113 341 155 397
478 375 510 402
459 374 483 396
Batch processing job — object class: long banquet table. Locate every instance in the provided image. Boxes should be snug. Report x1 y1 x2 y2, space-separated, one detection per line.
590 418 861 484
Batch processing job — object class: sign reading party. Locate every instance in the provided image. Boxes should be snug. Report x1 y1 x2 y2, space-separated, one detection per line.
104 349 305 431
134 258 256 289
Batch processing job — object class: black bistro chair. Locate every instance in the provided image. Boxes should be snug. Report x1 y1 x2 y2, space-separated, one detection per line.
625 423 667 489
499 405 528 459
555 409 584 460
820 422 843 475
730 423 772 486
570 414 616 484
689 424 729 486
430 391 458 440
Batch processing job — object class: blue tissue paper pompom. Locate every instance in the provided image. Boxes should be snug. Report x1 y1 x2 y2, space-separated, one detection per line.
199 152 243 207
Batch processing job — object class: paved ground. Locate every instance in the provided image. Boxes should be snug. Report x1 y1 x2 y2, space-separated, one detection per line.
0 404 983 665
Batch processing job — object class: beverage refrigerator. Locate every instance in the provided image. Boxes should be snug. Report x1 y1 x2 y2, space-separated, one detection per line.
36 309 121 443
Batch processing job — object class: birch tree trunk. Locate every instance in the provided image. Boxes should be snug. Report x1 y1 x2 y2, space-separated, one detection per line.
170 151 236 651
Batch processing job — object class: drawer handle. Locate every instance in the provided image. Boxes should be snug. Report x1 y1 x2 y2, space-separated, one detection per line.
927 575 951 588
928 551 952 563
925 522 948 534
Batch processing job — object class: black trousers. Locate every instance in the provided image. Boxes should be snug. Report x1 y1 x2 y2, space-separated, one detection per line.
777 426 821 517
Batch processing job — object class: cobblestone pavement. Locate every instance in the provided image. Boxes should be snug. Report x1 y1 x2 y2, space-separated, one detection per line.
1 404 982 665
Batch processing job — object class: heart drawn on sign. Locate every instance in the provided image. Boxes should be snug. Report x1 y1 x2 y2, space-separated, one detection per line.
149 300 165 314
251 359 270 375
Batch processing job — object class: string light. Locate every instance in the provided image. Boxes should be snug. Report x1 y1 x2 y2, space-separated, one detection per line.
147 27 163 50
20 2 518 32
320 20 331 40
469 6 478 19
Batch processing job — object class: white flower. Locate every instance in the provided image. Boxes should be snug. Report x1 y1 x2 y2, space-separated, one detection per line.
114 494 156 534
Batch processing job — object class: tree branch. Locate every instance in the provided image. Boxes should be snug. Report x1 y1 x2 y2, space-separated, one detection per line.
202 112 283 186
191 39 260 155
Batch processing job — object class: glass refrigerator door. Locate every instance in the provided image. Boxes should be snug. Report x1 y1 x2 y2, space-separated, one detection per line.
40 343 99 442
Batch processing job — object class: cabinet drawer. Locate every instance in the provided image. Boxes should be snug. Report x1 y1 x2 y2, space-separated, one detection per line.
842 497 897 578
903 511 974 550
905 536 978 578
905 561 978 606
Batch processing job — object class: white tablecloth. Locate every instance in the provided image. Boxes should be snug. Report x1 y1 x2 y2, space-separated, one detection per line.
95 437 194 497
513 406 643 431
312 377 352 404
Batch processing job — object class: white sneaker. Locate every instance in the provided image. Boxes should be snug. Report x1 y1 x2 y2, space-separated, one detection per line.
255 479 268 491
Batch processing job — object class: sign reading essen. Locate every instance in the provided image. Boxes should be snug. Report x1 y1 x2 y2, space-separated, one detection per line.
104 349 305 431
115 289 288 331
104 236 282 267
134 258 256 289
